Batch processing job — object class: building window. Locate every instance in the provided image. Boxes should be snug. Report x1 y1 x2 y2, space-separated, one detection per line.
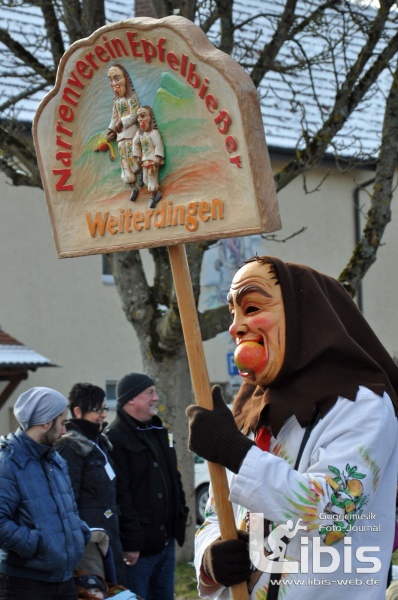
102 255 114 285
105 380 117 410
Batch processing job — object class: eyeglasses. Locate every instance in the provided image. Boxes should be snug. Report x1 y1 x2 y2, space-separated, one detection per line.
89 406 109 414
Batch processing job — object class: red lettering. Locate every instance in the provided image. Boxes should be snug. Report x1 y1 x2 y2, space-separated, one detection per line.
56 136 72 149
205 94 217 113
58 104 73 122
157 38 166 62
67 71 84 89
58 105 73 122
187 61 199 88
180 54 188 77
142 39 156 63
95 44 110 63
85 51 99 70
198 78 209 99
102 36 116 58
56 151 71 167
166 52 179 70
214 110 231 134
76 60 93 79
229 156 241 167
111 37 129 57
56 121 73 136
126 32 142 57
62 87 81 107
225 135 237 153
53 168 73 191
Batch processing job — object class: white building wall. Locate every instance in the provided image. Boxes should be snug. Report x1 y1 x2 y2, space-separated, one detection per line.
1 173 142 433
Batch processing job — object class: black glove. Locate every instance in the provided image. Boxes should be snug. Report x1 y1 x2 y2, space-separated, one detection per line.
186 385 254 474
202 530 251 587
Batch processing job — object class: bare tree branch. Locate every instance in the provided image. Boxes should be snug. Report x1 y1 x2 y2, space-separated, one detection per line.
215 0 233 55
250 0 298 87
0 82 49 113
274 25 398 191
339 62 398 297
30 0 66 63
0 28 55 83
150 0 174 18
0 124 43 187
59 0 83 42
81 0 106 38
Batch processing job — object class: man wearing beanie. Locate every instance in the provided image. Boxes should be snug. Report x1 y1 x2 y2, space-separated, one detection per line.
104 373 189 600
0 387 91 600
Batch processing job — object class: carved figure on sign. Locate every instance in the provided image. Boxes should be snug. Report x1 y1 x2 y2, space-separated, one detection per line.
106 64 141 202
133 106 165 209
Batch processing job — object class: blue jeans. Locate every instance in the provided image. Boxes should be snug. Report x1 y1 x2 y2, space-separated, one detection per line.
0 575 77 600
125 538 176 600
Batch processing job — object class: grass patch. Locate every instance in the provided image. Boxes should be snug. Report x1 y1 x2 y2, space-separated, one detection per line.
175 561 200 599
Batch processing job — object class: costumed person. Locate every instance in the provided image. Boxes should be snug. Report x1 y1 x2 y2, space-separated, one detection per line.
104 373 189 600
56 383 126 586
186 255 398 599
0 387 91 600
132 106 165 209
106 64 141 202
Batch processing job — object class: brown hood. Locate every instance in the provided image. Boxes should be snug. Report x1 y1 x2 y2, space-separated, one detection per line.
233 257 398 437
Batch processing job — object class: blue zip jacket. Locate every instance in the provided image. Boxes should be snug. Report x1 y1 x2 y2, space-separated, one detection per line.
0 429 91 581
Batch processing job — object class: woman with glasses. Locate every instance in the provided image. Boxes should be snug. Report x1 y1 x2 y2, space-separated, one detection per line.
56 383 126 587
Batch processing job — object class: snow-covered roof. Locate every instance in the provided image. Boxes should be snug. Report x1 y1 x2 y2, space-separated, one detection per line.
0 330 54 368
0 0 394 158
224 0 393 157
0 0 135 122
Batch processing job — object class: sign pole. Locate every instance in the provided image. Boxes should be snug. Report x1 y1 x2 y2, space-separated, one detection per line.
168 243 249 600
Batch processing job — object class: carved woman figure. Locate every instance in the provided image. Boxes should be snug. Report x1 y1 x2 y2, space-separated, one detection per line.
106 64 141 201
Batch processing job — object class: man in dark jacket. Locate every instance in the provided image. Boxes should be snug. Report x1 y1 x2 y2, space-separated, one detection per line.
104 373 189 600
0 387 91 600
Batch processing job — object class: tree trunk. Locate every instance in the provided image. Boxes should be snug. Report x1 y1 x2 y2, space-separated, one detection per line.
143 344 196 562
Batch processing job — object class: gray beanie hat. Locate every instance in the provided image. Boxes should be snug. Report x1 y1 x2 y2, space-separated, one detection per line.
117 372 155 408
14 387 68 431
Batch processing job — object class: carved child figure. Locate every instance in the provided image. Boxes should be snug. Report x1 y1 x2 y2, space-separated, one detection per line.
133 106 165 209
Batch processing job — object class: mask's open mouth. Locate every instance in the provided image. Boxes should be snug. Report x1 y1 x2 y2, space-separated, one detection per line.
234 339 267 381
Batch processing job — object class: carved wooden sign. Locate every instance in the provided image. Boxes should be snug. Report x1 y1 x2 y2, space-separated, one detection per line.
33 15 280 257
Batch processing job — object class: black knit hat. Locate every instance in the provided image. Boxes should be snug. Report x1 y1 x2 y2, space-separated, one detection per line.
74 574 107 595
117 372 155 408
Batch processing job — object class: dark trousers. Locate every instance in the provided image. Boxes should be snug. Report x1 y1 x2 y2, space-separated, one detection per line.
0 575 78 600
125 538 176 600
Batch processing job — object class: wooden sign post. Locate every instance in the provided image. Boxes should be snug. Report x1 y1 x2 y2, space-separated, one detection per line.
169 243 248 599
33 16 281 600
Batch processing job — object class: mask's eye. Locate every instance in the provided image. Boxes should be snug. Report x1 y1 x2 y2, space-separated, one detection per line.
245 305 259 314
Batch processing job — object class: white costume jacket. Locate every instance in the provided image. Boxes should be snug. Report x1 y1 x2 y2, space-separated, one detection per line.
195 387 398 599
